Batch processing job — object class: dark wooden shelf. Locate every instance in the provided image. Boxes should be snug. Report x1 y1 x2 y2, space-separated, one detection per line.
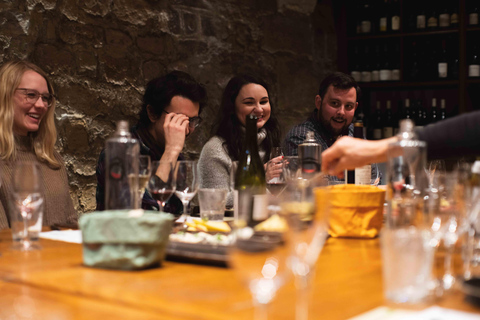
347 28 459 41
466 78 480 85
358 80 459 89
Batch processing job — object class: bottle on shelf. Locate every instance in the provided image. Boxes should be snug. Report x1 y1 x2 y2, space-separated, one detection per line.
416 4 426 31
380 43 393 81
403 98 412 120
468 43 480 78
439 3 450 28
361 45 372 83
383 100 394 139
371 44 381 82
427 7 439 30
425 40 438 81
438 39 448 79
372 101 383 140
439 99 447 121
429 98 438 123
350 45 362 82
415 99 425 129
235 114 267 226
469 3 479 26
361 1 372 34
408 41 421 81
390 0 400 32
391 43 400 81
450 3 459 28
450 45 460 79
379 0 389 33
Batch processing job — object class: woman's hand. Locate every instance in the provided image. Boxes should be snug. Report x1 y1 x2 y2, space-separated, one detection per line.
265 156 284 182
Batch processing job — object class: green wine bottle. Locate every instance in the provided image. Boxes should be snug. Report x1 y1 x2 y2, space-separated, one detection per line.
234 114 267 227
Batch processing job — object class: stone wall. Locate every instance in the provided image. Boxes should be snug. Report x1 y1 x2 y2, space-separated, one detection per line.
0 0 338 214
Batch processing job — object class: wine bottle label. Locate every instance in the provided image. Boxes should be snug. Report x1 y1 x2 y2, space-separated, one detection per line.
361 21 371 33
438 63 448 78
383 127 394 138
372 70 380 82
380 69 392 81
470 13 479 25
417 15 426 29
373 129 382 140
252 194 268 221
351 71 361 82
439 14 450 27
355 165 372 185
392 69 400 80
427 17 438 27
380 17 387 31
451 13 459 24
391 16 400 30
361 71 372 82
469 65 480 77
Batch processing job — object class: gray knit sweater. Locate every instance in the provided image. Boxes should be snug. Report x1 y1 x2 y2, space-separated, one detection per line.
198 130 267 207
0 135 78 229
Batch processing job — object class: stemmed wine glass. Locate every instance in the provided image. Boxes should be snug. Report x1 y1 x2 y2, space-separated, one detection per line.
147 161 176 212
12 162 44 251
229 195 292 320
280 175 330 320
137 155 151 209
266 147 286 197
175 160 199 229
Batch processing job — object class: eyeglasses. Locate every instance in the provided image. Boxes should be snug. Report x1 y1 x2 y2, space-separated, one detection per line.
162 110 202 129
15 88 55 108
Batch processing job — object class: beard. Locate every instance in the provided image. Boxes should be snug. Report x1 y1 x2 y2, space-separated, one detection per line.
318 111 349 137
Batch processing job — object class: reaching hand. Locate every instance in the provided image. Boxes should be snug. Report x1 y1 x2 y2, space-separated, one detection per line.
321 136 396 178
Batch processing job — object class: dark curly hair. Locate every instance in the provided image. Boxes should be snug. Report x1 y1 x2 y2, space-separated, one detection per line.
214 74 281 161
137 71 207 127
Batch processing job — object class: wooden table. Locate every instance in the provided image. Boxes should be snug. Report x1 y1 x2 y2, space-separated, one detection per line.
0 229 479 319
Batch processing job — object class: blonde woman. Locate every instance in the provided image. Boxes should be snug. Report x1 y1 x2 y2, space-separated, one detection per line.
0 60 77 229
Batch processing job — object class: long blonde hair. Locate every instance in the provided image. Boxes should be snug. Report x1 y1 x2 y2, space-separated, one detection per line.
0 60 60 168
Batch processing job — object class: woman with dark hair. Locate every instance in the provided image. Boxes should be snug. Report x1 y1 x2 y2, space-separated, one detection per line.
96 71 207 213
198 74 282 206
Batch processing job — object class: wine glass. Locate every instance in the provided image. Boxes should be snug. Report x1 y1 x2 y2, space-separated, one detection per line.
147 161 176 212
266 148 286 197
283 156 300 182
175 160 199 229
12 162 44 251
229 195 292 320
136 155 152 209
280 177 330 320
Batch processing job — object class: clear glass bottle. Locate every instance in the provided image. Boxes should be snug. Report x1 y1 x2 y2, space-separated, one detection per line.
105 120 140 210
298 131 322 179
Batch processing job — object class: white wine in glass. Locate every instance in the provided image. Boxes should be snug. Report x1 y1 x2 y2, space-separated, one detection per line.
175 160 199 229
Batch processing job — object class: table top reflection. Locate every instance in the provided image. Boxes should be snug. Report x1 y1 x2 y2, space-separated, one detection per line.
0 229 479 319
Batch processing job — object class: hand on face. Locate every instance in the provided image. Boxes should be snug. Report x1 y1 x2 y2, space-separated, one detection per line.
163 112 190 154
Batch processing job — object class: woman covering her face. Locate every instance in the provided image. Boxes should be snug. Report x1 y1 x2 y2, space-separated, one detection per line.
198 74 281 207
0 60 77 229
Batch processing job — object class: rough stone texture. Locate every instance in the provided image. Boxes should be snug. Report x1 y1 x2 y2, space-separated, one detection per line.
0 0 338 214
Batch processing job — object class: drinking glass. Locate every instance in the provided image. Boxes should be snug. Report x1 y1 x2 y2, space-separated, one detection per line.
266 148 286 197
229 195 291 320
280 178 330 320
147 161 176 212
424 171 463 292
12 162 44 251
283 156 300 182
137 155 152 208
175 160 199 229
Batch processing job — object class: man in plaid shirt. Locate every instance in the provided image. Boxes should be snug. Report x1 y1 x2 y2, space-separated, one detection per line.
283 72 379 183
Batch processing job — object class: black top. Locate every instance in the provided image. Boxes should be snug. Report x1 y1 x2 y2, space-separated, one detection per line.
417 110 480 160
